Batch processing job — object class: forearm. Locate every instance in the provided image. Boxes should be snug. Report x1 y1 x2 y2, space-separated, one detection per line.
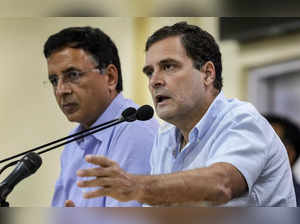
133 163 237 206
77 156 247 206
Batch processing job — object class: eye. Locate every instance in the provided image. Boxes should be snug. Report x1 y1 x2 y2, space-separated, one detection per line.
143 68 153 78
163 63 175 72
66 70 81 81
49 75 58 87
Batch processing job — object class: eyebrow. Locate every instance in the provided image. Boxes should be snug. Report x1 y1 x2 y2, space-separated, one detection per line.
61 66 79 74
48 66 79 77
143 58 179 73
158 58 179 66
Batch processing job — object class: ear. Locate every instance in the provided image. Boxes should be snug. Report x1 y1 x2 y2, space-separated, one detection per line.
104 64 118 91
202 61 216 87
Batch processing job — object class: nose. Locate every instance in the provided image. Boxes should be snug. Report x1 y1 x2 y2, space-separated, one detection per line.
55 78 72 96
149 71 165 89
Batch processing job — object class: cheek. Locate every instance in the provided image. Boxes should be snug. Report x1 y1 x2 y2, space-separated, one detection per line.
172 78 193 101
174 79 202 106
148 83 156 101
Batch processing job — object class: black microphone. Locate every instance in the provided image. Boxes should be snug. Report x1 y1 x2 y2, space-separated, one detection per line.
0 152 42 204
121 107 137 122
121 105 154 121
136 105 154 121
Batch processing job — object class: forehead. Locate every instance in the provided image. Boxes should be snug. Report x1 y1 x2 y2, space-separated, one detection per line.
145 36 189 65
47 47 96 71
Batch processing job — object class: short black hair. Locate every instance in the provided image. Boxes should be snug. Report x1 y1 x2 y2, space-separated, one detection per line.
44 26 123 92
145 21 223 91
264 113 300 162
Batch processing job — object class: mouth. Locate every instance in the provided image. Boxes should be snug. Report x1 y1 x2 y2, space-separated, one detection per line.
62 103 79 114
155 95 171 105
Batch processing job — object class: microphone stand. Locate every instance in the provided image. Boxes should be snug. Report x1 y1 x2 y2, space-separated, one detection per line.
0 118 120 165
0 105 155 206
0 118 126 175
0 119 126 207
0 105 144 167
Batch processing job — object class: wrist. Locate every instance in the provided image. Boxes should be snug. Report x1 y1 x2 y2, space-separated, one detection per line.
130 174 147 203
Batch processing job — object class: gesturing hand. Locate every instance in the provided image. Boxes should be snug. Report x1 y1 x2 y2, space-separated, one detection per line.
77 155 143 202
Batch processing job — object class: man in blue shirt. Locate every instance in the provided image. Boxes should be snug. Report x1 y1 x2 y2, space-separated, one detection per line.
43 26 159 207
76 22 296 206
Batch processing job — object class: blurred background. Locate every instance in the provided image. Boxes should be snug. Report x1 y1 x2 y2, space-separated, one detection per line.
1 17 300 207
2 207 300 224
2 0 300 16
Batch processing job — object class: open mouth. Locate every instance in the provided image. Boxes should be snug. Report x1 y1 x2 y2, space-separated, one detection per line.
156 95 171 104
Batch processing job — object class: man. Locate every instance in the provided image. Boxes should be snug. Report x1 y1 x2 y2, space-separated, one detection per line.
76 22 296 206
43 26 159 207
264 114 300 206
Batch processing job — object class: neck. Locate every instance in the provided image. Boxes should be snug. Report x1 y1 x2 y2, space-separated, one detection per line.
176 91 218 144
82 91 119 129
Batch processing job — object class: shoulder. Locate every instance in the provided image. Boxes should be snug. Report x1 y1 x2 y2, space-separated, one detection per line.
207 93 268 133
208 99 277 161
219 98 270 131
109 116 159 147
122 117 160 137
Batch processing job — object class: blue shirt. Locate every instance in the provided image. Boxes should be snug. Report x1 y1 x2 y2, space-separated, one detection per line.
150 91 296 206
52 93 159 207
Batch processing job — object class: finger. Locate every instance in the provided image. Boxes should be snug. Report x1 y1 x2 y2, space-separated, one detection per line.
77 177 114 188
83 188 110 199
77 167 107 177
85 155 116 167
64 200 75 207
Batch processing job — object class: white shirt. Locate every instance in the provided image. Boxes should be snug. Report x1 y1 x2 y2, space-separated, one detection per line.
150 91 296 206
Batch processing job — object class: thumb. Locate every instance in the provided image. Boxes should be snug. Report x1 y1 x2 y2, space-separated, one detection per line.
64 200 76 207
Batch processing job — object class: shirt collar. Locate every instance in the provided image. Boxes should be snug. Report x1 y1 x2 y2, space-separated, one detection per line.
173 91 227 143
192 91 227 141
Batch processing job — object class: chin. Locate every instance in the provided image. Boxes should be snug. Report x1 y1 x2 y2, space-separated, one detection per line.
157 109 176 123
65 113 82 123
66 117 80 123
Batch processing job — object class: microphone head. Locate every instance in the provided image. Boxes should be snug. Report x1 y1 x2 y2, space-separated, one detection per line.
121 107 137 122
136 105 154 121
0 152 42 201
20 152 42 175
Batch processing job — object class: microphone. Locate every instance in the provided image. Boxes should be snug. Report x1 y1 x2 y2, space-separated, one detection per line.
136 105 154 121
121 107 137 122
0 152 42 205
121 105 154 122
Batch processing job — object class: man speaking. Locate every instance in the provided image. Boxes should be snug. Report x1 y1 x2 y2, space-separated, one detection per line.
75 22 296 206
